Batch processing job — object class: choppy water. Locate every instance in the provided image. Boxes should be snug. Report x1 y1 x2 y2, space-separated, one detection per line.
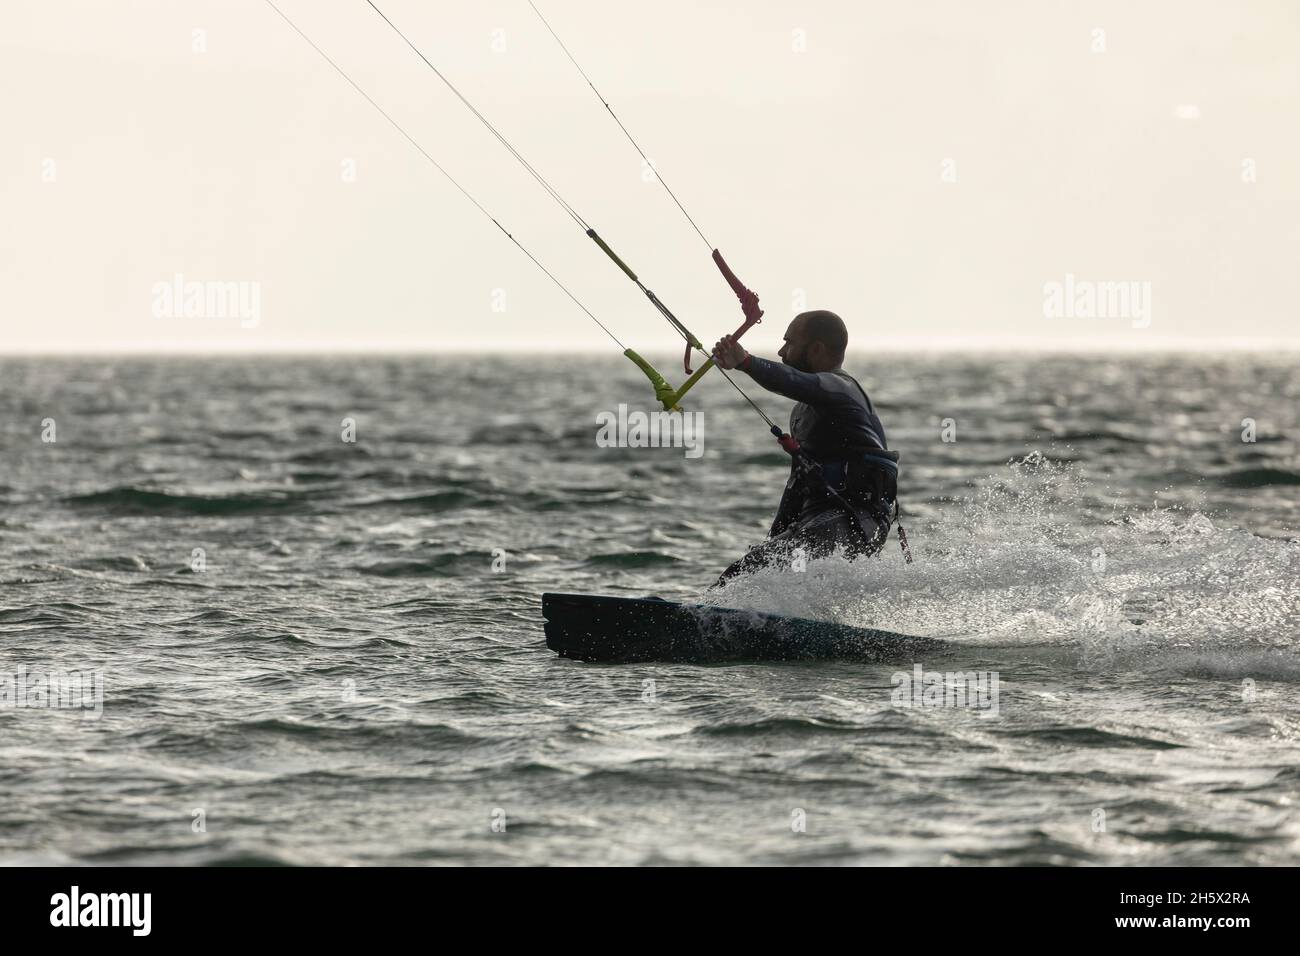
1 353 1297 865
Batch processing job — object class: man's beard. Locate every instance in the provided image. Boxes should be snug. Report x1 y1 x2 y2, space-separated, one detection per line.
783 351 811 373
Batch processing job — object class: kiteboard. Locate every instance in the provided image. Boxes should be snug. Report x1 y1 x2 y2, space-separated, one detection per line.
542 592 940 664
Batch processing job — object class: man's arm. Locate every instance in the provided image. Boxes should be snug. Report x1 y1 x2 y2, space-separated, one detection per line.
712 334 855 406
744 356 860 405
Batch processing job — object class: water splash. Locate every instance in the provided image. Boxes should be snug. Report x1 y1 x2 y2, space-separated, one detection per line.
703 452 1300 677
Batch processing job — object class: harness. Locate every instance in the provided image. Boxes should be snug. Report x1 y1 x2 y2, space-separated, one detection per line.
825 375 914 563
773 432 913 563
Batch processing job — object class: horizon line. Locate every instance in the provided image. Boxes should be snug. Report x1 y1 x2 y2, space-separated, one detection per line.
2 337 1299 358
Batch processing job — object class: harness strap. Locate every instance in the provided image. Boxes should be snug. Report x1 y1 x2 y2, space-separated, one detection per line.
895 500 914 564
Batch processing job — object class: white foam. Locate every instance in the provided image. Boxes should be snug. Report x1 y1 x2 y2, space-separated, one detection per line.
701 452 1300 677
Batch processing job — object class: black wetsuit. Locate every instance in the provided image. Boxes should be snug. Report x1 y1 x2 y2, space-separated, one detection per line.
716 357 897 585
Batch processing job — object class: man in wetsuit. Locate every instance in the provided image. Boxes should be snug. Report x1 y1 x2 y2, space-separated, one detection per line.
711 310 898 585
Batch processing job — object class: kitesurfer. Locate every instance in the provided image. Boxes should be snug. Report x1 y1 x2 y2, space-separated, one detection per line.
711 311 899 585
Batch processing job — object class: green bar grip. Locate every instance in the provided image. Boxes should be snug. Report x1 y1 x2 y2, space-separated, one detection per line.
667 357 715 406
624 348 682 411
587 229 638 282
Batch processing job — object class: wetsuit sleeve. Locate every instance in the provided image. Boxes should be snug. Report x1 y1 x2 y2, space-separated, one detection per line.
744 356 859 406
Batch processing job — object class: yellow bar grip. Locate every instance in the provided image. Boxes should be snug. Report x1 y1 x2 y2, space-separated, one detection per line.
667 357 715 406
587 229 638 282
623 349 681 411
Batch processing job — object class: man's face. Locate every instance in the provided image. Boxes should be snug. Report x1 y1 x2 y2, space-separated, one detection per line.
774 317 806 369
777 316 814 372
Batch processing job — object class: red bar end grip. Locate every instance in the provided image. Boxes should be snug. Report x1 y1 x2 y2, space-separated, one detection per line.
713 248 763 326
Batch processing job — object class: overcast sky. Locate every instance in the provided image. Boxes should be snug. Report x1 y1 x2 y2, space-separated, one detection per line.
3 0 1298 354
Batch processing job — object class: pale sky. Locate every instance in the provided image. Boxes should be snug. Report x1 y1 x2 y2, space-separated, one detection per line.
3 0 1298 353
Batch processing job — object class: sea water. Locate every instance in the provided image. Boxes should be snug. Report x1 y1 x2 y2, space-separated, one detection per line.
0 352 1296 864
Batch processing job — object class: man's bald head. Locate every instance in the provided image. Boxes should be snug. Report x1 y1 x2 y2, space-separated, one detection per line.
778 310 848 372
800 311 848 360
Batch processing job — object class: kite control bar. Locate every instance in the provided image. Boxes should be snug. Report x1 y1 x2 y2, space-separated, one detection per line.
586 228 764 411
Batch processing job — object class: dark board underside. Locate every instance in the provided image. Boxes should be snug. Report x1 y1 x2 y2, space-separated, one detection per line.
542 592 940 663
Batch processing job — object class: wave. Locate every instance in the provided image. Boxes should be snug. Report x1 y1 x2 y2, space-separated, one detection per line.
583 550 683 568
0 601 103 623
227 718 484 747
350 489 490 511
699 715 868 737
63 487 308 516
468 422 558 445
1009 726 1183 749
68 555 153 573
168 609 249 625
357 553 478 577
288 447 374 464
1216 467 1300 488
1044 428 1152 445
